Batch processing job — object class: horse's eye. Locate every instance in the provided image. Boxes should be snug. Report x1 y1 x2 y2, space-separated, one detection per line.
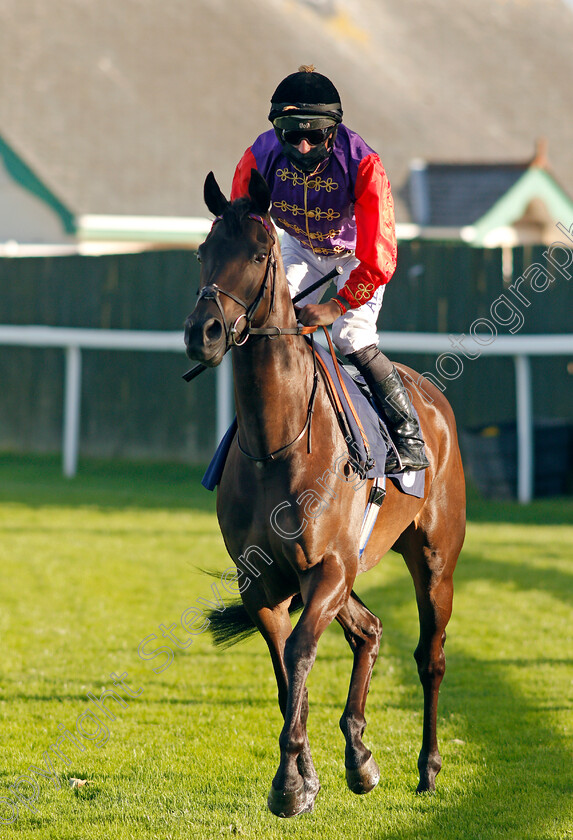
254 252 267 264
196 250 202 263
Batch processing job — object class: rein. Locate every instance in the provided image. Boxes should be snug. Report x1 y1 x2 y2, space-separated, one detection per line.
237 335 320 463
193 211 364 466
197 213 316 350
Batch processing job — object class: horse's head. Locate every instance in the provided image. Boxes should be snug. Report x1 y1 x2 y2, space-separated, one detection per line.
184 169 277 367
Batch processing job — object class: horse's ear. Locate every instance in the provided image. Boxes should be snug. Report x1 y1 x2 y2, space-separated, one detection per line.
248 169 271 215
204 171 229 217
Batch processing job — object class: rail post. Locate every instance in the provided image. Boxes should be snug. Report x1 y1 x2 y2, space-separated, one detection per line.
514 354 533 504
63 345 82 478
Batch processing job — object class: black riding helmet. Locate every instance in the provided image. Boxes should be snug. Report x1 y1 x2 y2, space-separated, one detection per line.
269 66 343 172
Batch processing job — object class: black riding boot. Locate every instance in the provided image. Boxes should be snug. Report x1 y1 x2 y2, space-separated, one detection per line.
346 345 430 473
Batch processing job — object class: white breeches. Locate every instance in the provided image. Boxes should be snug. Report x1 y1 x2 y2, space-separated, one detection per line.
280 231 384 355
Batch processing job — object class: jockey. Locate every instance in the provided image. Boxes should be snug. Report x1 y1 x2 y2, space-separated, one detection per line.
231 65 429 472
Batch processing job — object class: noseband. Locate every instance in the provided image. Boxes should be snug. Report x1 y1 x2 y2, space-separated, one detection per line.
197 213 316 352
197 213 279 349
194 211 320 462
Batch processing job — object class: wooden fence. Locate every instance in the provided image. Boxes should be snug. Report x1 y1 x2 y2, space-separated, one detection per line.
0 241 571 464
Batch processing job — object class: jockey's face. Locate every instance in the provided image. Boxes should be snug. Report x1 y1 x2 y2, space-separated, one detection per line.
293 135 333 155
294 138 313 155
274 109 337 172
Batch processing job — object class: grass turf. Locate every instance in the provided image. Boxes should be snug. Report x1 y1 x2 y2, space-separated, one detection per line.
0 453 571 840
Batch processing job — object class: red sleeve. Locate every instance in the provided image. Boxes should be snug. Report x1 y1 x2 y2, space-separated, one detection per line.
231 147 258 201
337 153 397 310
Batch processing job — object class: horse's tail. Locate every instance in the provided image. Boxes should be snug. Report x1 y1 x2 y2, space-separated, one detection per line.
207 593 304 649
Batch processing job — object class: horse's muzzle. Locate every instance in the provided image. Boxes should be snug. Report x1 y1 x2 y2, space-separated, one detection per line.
184 312 226 366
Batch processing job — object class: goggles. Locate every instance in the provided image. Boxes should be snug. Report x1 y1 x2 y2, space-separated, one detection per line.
281 126 331 146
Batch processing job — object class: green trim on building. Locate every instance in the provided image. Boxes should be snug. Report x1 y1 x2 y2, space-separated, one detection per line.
472 167 573 245
0 134 76 234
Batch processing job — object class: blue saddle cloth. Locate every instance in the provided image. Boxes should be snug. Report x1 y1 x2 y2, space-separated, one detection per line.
202 342 425 498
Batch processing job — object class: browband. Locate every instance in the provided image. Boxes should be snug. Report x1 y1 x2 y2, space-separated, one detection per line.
212 212 275 242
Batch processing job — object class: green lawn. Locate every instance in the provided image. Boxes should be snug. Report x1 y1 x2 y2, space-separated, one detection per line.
0 454 571 840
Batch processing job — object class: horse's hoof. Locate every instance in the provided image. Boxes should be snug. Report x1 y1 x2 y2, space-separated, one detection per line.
416 780 436 794
303 775 321 799
416 775 437 794
267 781 315 818
346 753 380 794
416 751 441 793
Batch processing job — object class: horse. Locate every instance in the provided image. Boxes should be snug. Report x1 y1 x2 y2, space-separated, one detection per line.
184 169 466 818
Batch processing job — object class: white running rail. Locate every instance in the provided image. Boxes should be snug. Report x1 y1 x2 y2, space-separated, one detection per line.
0 325 571 502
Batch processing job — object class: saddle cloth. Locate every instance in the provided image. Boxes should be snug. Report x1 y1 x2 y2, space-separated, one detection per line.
202 342 425 499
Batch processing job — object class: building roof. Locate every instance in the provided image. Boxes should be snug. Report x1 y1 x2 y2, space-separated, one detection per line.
471 166 573 245
401 138 573 244
1 0 573 223
0 133 76 244
411 162 528 227
0 134 76 234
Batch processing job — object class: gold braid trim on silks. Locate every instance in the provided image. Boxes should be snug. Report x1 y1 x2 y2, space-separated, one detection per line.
274 165 344 255
276 168 306 186
273 200 306 216
353 282 376 301
306 176 339 193
341 281 377 308
275 218 308 238
311 245 348 255
275 218 343 242
275 218 345 253
309 207 341 220
275 169 340 193
311 227 344 243
272 200 341 221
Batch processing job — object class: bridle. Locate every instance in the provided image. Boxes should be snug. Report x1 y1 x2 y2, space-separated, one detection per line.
193 211 371 468
196 211 319 462
196 213 315 352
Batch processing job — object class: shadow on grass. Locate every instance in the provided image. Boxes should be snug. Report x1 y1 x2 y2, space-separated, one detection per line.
198 587 571 840
457 550 573 612
352 570 572 840
2 454 572 524
0 452 216 512
465 480 573 526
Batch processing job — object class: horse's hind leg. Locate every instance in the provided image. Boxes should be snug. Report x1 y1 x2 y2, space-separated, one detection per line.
336 592 382 794
397 511 462 793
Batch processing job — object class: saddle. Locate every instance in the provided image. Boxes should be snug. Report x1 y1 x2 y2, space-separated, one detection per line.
202 333 425 500
310 337 425 498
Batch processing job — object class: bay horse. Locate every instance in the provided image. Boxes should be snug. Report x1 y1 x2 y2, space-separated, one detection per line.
184 169 466 818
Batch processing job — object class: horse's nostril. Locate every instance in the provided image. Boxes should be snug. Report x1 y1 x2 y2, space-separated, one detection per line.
204 318 223 344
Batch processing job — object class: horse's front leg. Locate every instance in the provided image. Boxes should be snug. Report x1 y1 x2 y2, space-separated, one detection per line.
268 556 348 818
336 593 383 794
248 600 320 803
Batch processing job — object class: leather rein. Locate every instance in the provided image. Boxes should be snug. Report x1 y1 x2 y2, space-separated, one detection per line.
199 212 319 463
197 213 315 350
